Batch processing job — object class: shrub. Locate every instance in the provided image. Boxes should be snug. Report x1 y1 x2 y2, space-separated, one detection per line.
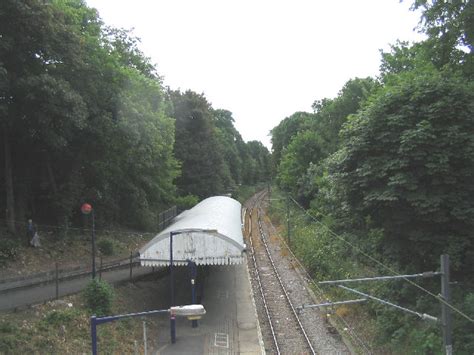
175 194 199 210
97 238 115 256
42 309 77 326
0 321 19 353
83 279 114 316
0 239 19 266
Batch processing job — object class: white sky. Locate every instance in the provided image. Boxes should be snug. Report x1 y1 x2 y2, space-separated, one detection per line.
85 0 425 149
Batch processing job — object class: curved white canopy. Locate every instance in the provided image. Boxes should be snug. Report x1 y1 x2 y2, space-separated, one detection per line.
139 196 245 266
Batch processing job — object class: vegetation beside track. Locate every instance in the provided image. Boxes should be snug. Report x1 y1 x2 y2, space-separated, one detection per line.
268 187 450 354
0 277 166 354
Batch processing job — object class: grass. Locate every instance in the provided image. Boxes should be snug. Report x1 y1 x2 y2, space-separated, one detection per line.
0 279 164 353
0 226 154 280
0 225 161 352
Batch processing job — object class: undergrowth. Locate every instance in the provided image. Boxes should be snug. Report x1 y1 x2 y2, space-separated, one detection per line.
267 187 448 354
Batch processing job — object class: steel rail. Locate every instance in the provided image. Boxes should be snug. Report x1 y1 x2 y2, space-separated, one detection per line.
247 206 281 354
269 198 373 354
249 191 316 354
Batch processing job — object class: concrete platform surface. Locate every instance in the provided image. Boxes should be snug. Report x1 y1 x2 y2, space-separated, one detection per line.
155 258 264 354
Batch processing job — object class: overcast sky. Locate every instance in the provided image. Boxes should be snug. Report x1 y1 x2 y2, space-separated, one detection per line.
85 0 425 149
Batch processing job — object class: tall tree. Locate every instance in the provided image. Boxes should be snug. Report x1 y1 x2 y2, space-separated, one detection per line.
410 0 473 75
170 90 227 198
331 70 474 273
0 0 89 231
270 112 313 169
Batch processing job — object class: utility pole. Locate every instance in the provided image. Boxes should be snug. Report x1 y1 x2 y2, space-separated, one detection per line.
286 194 290 247
440 254 453 355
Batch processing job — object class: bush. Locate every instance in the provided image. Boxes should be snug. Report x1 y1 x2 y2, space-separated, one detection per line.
42 309 78 326
175 194 199 210
83 279 114 316
0 238 19 266
97 238 115 256
0 321 19 353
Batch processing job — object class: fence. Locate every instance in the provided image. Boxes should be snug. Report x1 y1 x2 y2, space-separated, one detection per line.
0 254 162 311
158 206 177 232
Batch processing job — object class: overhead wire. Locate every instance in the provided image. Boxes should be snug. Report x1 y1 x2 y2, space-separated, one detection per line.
262 193 373 354
288 196 474 323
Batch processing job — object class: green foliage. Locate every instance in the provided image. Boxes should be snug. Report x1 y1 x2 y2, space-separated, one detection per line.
0 238 19 266
170 91 270 198
0 0 180 232
268 3 474 353
171 90 228 198
39 308 79 330
277 130 327 197
83 279 115 316
245 141 271 185
270 111 313 169
175 194 199 210
332 71 474 273
453 293 474 353
410 0 473 75
272 77 377 206
97 238 115 256
0 321 20 352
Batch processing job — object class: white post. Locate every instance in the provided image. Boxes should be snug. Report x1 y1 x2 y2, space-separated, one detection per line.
143 321 148 355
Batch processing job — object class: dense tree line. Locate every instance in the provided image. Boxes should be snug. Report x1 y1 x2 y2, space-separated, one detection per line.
271 0 473 352
0 0 270 233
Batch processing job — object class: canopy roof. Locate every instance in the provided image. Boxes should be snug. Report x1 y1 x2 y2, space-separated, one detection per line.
139 196 245 266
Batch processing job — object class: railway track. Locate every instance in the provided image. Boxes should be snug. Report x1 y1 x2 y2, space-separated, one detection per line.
245 190 352 355
246 190 315 354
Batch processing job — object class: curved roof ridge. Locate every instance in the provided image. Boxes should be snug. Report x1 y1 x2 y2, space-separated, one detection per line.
139 196 245 266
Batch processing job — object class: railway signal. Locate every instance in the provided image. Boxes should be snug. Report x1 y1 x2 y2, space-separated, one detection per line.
81 203 96 279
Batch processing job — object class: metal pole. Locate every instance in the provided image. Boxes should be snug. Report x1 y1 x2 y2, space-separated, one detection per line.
170 231 176 343
92 210 96 279
55 262 59 300
286 195 290 247
91 316 97 355
441 254 453 355
143 321 148 355
188 260 198 328
99 256 103 281
319 271 441 285
129 251 133 281
339 285 438 322
298 298 367 310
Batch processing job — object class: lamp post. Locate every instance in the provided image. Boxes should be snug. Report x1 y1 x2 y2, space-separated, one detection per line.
169 229 218 343
186 259 198 328
81 203 96 279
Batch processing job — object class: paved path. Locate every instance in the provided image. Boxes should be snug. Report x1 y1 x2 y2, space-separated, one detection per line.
0 264 154 311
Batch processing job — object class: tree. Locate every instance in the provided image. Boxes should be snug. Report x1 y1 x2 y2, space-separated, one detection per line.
277 130 327 197
0 0 91 231
0 0 179 233
410 0 473 75
245 141 271 184
170 90 228 198
213 109 243 187
270 112 313 169
331 70 474 274
310 77 378 153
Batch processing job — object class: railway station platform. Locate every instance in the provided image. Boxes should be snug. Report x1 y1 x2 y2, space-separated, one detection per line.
154 257 264 354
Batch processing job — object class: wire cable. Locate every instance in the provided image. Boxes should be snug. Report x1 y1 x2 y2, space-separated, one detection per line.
289 196 474 323
262 195 373 354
